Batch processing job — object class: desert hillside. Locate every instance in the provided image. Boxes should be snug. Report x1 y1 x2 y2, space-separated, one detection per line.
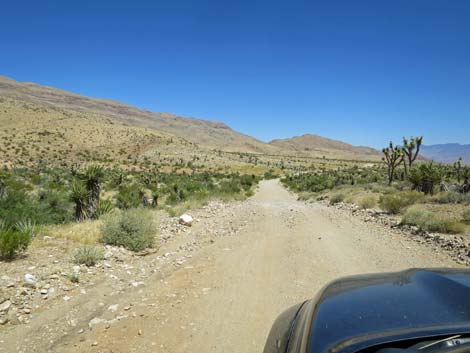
0 76 277 154
0 76 385 162
269 134 381 160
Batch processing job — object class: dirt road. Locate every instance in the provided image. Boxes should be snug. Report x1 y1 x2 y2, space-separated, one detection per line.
0 180 459 353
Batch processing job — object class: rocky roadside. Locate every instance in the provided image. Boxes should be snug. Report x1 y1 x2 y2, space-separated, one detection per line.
321 200 470 266
0 199 255 333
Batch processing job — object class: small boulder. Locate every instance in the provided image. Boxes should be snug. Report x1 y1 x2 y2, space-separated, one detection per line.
179 214 193 227
24 274 37 287
0 300 11 312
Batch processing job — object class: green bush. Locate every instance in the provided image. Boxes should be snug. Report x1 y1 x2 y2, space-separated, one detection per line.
379 191 423 214
433 191 470 204
408 163 444 195
402 208 464 234
95 199 115 218
359 196 376 209
463 209 470 224
0 220 35 260
116 184 142 209
329 193 345 205
101 209 156 251
73 245 104 266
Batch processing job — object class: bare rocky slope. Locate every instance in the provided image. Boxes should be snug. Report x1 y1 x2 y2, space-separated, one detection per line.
0 75 276 154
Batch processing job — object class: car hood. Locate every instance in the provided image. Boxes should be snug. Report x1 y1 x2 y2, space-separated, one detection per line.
308 269 470 353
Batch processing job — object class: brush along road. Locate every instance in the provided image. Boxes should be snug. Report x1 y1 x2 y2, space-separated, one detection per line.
0 180 459 353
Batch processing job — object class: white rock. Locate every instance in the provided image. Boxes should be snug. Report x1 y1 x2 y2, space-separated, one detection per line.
179 214 193 227
108 304 119 312
88 317 105 329
24 274 37 287
0 300 11 312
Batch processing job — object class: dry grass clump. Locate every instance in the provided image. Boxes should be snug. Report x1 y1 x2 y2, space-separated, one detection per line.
358 195 377 209
402 207 465 234
329 192 345 205
45 220 103 244
73 245 104 266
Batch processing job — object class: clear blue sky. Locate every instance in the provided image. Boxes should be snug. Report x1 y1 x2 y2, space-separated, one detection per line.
1 0 469 148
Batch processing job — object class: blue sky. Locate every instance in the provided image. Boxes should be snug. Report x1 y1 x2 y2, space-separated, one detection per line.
1 0 469 148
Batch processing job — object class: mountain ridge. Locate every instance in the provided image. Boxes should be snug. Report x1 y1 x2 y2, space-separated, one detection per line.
0 74 381 161
421 143 470 164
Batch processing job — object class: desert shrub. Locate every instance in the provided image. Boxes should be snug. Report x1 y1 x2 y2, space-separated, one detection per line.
95 199 115 218
402 208 464 234
379 191 423 214
433 191 470 204
73 245 104 266
263 170 278 180
101 209 156 251
359 195 376 209
116 184 142 209
329 193 345 205
408 163 444 195
219 180 241 194
68 273 80 283
0 220 35 260
463 209 470 224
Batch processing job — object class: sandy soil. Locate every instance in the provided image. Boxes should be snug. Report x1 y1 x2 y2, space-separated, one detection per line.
0 180 460 353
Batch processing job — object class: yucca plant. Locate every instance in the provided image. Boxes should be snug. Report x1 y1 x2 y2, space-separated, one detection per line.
79 164 105 219
70 181 89 221
0 219 35 260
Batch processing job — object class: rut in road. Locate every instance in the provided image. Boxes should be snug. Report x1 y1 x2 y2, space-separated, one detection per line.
5 180 458 353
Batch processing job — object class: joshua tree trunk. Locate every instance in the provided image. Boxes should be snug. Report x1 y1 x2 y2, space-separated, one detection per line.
87 183 100 218
75 201 88 221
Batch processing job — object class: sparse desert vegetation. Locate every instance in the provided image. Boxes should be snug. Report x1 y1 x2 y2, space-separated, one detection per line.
283 136 470 236
0 77 468 352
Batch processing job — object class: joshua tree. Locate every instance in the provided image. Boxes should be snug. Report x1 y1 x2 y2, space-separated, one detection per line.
79 164 105 219
402 136 423 176
454 157 463 183
70 181 89 221
382 142 404 185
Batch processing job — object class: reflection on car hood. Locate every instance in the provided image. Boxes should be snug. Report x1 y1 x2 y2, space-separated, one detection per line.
308 269 470 353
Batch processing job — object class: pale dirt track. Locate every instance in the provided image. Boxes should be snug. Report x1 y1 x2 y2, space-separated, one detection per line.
1 180 458 353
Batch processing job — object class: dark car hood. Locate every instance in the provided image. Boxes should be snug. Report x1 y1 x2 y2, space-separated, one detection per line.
308 269 470 353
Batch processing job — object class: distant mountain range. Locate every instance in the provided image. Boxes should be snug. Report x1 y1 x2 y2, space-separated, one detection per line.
421 144 470 165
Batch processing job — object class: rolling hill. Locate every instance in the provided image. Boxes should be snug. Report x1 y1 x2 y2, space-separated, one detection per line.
269 134 381 160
